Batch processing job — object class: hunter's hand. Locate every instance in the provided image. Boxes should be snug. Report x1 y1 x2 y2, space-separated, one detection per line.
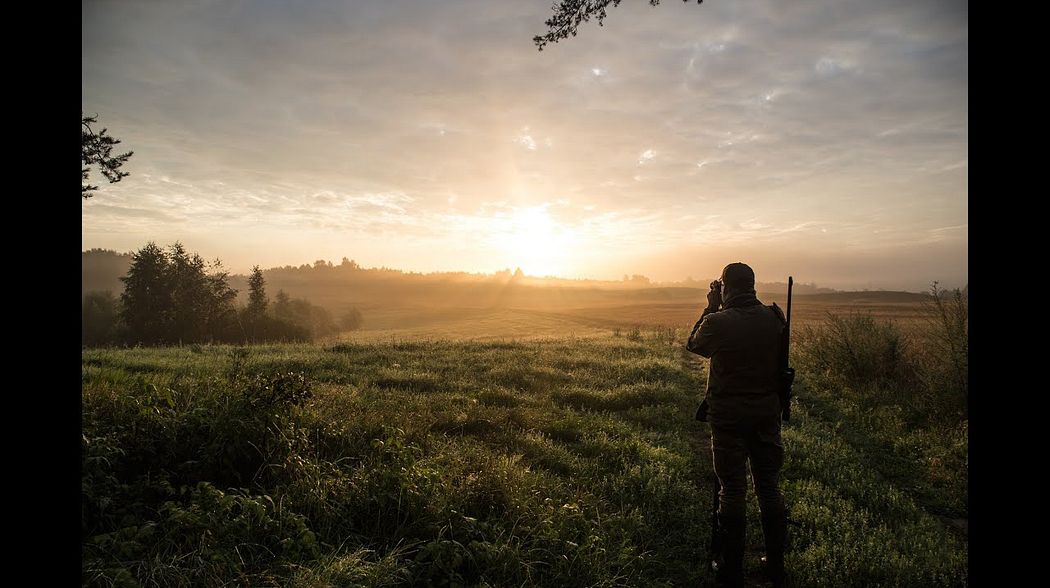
707 281 722 310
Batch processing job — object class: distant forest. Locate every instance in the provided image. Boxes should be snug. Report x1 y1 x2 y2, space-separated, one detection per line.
83 244 359 347
83 248 839 318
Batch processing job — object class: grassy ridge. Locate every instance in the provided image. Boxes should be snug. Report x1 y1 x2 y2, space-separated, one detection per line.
82 332 966 586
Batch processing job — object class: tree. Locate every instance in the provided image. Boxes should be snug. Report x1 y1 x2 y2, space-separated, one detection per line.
266 289 311 342
534 0 704 50
203 259 239 341
247 266 268 318
243 265 270 342
274 290 292 322
284 298 338 339
119 242 172 344
82 114 134 198
119 242 240 345
340 307 364 331
167 243 211 343
83 291 121 346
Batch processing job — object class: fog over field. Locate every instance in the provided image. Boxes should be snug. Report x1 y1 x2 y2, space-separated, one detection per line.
83 247 943 341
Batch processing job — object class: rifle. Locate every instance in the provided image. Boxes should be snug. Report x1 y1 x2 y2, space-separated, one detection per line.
779 276 796 422
708 475 723 573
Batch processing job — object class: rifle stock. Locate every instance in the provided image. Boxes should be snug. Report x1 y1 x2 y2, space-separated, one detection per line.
709 477 722 570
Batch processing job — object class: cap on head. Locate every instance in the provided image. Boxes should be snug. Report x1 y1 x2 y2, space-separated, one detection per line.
721 262 755 291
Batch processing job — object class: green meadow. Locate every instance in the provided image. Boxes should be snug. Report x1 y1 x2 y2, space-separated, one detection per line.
83 306 966 587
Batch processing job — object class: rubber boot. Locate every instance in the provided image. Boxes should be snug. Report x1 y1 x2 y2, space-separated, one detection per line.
715 513 746 587
760 510 787 588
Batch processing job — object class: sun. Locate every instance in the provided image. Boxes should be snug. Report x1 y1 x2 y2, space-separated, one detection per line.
495 206 577 277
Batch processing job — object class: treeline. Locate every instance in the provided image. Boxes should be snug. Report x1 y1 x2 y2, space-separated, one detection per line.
83 248 132 294
83 250 843 315
83 243 362 347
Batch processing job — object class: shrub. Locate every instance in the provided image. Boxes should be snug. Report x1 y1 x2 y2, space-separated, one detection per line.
914 282 968 421
795 313 915 407
795 283 967 424
340 307 365 331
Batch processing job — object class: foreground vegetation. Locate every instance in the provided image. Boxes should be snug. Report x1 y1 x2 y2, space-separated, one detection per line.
83 299 967 587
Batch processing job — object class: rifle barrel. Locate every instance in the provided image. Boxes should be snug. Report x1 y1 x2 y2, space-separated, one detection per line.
786 276 793 361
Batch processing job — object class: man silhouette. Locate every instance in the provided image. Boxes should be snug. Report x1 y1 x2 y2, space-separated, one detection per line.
687 262 788 588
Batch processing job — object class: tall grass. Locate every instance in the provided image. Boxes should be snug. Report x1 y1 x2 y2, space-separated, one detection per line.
83 325 967 586
794 312 915 409
915 282 968 420
794 283 967 424
83 338 713 587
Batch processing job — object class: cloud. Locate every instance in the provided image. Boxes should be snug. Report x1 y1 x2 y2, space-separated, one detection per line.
814 57 857 77
515 128 538 150
82 0 966 288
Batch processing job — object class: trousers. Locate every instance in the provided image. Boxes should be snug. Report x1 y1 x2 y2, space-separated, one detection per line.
710 413 786 518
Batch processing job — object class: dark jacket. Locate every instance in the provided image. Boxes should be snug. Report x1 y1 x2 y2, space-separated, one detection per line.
687 300 785 424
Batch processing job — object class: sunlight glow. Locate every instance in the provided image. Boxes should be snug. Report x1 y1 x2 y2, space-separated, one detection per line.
493 206 579 277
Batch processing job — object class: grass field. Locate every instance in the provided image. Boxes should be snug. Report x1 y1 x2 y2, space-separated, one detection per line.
82 312 967 586
336 294 935 343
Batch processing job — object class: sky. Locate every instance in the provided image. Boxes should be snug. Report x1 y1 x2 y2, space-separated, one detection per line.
82 0 967 291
